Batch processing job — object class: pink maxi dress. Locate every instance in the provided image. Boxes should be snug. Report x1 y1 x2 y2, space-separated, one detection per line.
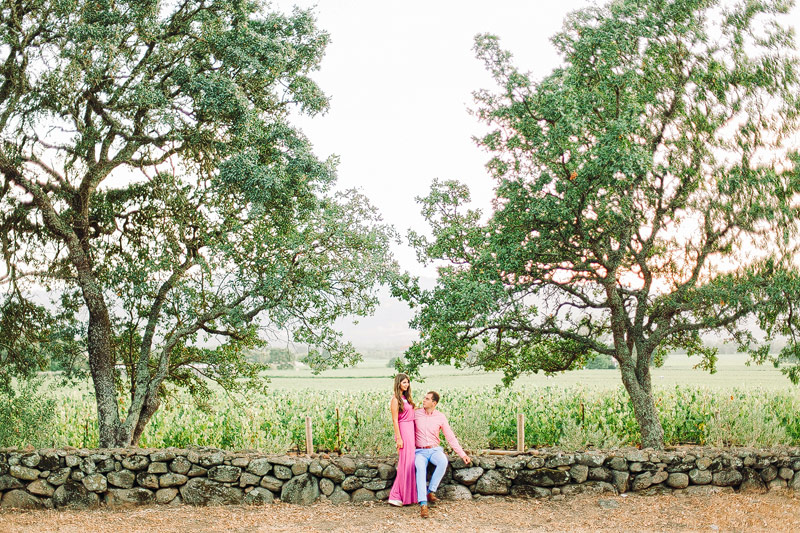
388 398 418 505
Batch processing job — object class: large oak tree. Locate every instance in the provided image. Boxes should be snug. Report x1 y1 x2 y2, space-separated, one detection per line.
0 0 398 447
395 0 800 449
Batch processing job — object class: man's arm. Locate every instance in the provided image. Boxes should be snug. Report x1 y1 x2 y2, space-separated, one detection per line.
440 414 471 464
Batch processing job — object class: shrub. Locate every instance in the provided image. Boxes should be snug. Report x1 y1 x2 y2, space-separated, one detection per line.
0 379 56 447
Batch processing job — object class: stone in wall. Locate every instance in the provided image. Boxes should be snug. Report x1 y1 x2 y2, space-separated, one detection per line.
632 472 653 491
713 469 743 487
107 469 135 488
1 489 43 509
474 469 510 495
0 475 23 491
666 473 689 489
606 457 628 471
453 466 484 485
122 455 149 471
545 454 574 468
196 451 224 468
244 487 274 505
247 458 271 477
576 452 605 468
10 465 39 481
160 473 188 488
516 468 570 487
507 483 547 499
336 457 357 475
239 473 260 487
569 464 589 484
47 468 71 486
20 453 40 468
610 471 629 494
260 475 283 492
739 468 767 493
106 488 155 507
561 481 615 496
0 446 798 510
791 472 800 492
273 465 292 480
291 461 309 476
170 456 192 474
322 464 345 483
350 488 375 503
53 481 100 509
377 464 396 480
651 470 668 485
689 468 712 485
27 480 55 497
319 478 334 496
281 474 319 505
341 476 362 491
156 488 179 504
328 486 350 504
83 473 107 492
440 484 473 500
148 462 169 474
180 478 244 505
588 467 613 482
207 466 240 483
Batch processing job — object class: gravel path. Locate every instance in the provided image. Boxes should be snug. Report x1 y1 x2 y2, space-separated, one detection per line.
1 492 799 532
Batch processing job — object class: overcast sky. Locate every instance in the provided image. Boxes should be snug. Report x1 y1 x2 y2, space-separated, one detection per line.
271 1 800 279
265 1 800 347
271 0 609 276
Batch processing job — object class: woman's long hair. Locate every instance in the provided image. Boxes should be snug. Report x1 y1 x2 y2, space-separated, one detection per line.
393 373 415 413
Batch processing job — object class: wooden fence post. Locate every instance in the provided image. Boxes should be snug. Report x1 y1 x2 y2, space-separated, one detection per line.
517 413 525 452
335 407 341 453
305 416 313 455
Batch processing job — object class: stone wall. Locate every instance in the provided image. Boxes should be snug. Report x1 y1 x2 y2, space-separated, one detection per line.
1 446 799 509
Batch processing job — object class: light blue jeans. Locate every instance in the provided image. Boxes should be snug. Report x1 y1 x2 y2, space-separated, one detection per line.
414 446 448 505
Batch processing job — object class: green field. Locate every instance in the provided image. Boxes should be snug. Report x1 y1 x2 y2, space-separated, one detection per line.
264 352 793 391
18 353 796 453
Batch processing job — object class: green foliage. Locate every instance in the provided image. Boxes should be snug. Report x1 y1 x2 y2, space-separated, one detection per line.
246 348 296 370
584 353 616 370
394 0 800 448
0 0 398 446
703 392 791 447
0 380 56 447
46 383 800 451
0 296 87 392
0 298 55 391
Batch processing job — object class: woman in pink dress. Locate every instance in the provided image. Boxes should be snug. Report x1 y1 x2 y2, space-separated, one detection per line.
387 373 417 506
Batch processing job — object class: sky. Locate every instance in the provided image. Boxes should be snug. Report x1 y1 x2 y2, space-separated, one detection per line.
272 1 800 279
271 0 601 277
268 1 800 347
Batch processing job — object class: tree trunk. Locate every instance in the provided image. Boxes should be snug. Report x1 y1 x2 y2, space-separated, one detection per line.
86 304 126 447
618 359 665 449
130 393 161 446
16 165 131 447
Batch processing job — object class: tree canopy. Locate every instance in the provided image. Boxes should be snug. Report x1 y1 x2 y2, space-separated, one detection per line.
395 0 800 449
0 0 398 446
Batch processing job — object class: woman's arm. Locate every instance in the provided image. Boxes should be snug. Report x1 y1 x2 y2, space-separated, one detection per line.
390 396 403 449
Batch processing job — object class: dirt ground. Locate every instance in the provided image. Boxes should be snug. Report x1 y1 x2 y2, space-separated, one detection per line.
1 492 799 533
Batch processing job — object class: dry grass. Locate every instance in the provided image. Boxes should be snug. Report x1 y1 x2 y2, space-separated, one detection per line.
1 492 799 532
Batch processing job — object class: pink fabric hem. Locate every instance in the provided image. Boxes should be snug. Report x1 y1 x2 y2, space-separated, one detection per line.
388 401 417 505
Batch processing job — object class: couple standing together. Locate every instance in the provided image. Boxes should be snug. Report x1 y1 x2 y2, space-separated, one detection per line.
387 373 472 518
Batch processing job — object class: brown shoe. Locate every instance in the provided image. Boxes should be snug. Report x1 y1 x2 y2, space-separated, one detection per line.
427 492 439 505
420 504 429 518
